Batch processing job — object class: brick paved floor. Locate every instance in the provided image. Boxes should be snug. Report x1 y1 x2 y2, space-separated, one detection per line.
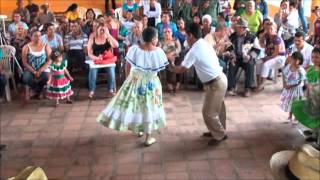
0 81 306 180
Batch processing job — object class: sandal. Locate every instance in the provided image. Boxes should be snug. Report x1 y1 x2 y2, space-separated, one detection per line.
66 100 73 104
145 137 157 146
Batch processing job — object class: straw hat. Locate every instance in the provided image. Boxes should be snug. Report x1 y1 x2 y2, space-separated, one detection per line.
270 144 320 180
7 166 48 180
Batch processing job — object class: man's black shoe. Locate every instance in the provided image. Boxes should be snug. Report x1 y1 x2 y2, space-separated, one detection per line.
208 135 228 146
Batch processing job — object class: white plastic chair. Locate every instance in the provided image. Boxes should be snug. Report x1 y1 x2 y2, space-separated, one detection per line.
93 8 103 17
0 45 17 102
114 7 125 23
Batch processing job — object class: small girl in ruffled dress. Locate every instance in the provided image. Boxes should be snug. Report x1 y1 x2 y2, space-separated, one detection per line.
280 51 306 124
47 51 74 106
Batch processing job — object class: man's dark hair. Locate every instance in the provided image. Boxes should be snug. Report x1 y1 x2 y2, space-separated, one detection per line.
43 22 54 32
291 51 304 65
142 27 158 43
295 31 305 39
186 23 202 39
312 47 320 55
161 11 171 18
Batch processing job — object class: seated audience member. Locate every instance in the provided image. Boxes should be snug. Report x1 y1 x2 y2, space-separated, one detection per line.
204 23 232 73
21 30 52 99
219 0 231 16
82 8 96 37
255 21 286 92
64 20 88 72
87 24 119 98
124 21 144 48
143 0 161 27
254 0 268 19
278 0 300 48
202 14 215 38
89 19 100 39
41 23 64 52
122 0 139 18
142 15 149 29
56 17 69 39
241 0 262 34
8 12 29 36
35 3 55 25
156 11 178 40
159 26 182 92
289 32 314 70
176 18 187 46
192 13 202 26
233 0 246 16
311 6 320 47
199 0 219 27
274 0 289 31
10 23 30 77
25 0 39 26
65 3 81 22
13 0 30 24
122 10 135 34
228 19 256 97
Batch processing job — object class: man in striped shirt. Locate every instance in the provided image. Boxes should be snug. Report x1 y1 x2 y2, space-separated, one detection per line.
64 20 88 72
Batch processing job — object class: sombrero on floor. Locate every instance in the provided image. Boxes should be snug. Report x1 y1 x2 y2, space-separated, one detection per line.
7 166 48 180
270 144 320 180
292 100 320 129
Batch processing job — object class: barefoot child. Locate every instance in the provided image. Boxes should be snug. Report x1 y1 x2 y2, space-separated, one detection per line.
47 51 73 106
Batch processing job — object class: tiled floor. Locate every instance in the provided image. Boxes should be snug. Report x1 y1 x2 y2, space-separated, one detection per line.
0 81 306 180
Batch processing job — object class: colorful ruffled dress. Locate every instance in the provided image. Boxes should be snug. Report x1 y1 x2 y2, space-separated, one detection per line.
292 65 320 129
97 45 169 133
280 65 305 112
47 60 73 100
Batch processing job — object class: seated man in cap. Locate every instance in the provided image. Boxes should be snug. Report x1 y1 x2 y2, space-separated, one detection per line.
228 18 257 97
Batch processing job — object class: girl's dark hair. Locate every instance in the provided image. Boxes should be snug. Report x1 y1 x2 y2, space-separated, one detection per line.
50 50 62 61
291 51 304 65
312 47 320 54
43 23 54 32
142 27 158 43
66 3 78 12
86 8 96 20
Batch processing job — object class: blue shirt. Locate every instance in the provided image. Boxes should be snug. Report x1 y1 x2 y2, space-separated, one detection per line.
41 33 63 51
122 3 139 12
8 22 29 34
156 22 178 40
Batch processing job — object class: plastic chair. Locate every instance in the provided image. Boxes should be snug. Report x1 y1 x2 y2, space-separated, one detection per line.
92 8 103 17
114 7 125 22
0 45 17 102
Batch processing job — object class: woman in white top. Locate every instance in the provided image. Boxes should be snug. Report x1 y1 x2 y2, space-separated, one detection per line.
97 27 168 146
143 0 161 27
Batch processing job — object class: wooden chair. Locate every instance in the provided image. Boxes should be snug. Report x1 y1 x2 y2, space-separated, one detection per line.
0 45 18 102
